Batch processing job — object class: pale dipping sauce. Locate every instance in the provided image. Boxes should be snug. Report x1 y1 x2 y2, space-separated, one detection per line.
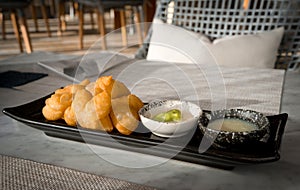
208 118 259 132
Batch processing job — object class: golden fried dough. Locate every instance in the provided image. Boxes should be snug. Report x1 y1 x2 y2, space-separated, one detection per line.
95 76 113 95
72 89 113 132
95 76 130 98
99 116 114 132
129 94 144 112
85 82 96 96
46 94 72 110
110 94 144 135
94 90 111 119
79 79 91 86
42 76 144 135
110 80 131 99
42 81 90 123
42 105 64 121
64 106 76 126
42 94 71 121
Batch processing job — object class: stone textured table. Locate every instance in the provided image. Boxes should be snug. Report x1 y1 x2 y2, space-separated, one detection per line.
0 52 299 190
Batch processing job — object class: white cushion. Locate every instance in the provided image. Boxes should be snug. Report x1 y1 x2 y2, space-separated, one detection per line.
147 19 284 69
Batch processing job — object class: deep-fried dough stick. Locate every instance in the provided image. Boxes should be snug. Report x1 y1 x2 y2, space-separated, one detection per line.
42 79 90 126
110 94 144 135
42 77 144 136
95 76 130 98
72 89 113 132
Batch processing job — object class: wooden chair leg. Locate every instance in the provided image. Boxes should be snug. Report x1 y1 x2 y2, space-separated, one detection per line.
61 4 67 31
30 4 39 32
90 11 95 30
57 1 66 35
40 4 52 37
49 0 56 17
143 0 155 36
78 5 84 49
114 10 121 30
18 10 33 53
10 12 23 52
119 9 127 47
134 7 143 47
1 12 6 40
97 10 107 50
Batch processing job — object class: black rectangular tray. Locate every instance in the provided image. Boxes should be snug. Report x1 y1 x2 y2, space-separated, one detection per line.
2 94 288 170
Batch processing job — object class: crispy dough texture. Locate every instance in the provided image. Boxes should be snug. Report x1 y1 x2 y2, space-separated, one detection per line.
64 106 76 126
110 94 144 135
72 88 113 132
95 76 130 98
94 90 111 119
42 94 71 121
85 82 96 96
42 105 63 121
42 76 144 135
42 80 90 124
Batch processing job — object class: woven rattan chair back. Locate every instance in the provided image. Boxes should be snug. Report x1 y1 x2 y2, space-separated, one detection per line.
137 0 299 70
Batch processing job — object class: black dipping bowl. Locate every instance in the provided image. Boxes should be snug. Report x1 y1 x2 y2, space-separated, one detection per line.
198 109 271 150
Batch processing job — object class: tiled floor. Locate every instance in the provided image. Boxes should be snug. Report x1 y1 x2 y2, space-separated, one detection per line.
0 13 140 61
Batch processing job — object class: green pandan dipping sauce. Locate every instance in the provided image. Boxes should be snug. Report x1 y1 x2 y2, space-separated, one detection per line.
152 109 182 122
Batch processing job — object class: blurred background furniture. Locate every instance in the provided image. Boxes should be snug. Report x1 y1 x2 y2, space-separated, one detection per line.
75 0 145 50
55 0 74 35
137 0 300 70
0 0 33 53
0 1 156 59
30 0 52 37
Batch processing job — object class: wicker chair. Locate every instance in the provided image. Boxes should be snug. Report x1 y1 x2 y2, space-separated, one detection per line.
136 0 300 70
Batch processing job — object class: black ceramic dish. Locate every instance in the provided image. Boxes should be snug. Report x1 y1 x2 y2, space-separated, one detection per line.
2 94 288 170
198 109 271 150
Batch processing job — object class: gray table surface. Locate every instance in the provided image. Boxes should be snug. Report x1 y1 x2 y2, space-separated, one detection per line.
0 52 299 190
